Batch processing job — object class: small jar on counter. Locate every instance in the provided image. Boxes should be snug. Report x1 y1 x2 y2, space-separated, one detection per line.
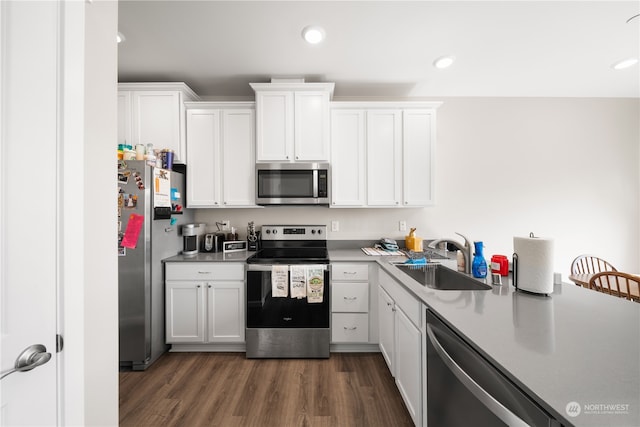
490 255 509 276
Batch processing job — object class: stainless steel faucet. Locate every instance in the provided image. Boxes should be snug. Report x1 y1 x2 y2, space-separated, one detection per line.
428 232 472 274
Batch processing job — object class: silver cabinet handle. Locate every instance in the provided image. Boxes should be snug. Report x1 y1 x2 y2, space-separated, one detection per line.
343 296 357 301
198 271 211 274
343 271 357 275
426 325 529 427
1 344 52 380
343 326 357 331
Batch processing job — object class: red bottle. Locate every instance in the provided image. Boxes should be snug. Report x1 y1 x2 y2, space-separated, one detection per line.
491 255 509 276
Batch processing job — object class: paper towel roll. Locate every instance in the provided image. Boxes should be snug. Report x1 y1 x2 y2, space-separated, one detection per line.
513 235 554 295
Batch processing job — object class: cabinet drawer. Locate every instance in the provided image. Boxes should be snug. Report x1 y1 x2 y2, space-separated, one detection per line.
332 263 369 281
331 313 369 343
331 282 369 312
165 262 244 281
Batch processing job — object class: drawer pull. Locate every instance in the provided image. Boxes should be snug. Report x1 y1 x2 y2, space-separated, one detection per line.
343 326 358 331
343 296 357 301
343 271 357 275
198 271 212 274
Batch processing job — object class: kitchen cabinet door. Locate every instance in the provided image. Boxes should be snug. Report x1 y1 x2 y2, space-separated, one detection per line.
255 91 294 161
366 110 402 206
330 109 366 206
166 281 205 343
403 109 435 206
133 91 181 158
206 281 245 343
294 91 331 161
186 109 221 207
378 285 395 374
118 84 199 163
395 306 422 426
185 104 257 208
221 109 256 206
252 83 333 162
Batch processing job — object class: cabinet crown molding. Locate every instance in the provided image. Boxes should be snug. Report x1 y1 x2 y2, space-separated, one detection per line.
331 101 443 109
184 101 255 109
250 82 335 99
118 82 200 100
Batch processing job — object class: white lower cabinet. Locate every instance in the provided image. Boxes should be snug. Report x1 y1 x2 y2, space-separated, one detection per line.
378 267 424 426
165 262 244 344
331 263 379 345
331 263 370 343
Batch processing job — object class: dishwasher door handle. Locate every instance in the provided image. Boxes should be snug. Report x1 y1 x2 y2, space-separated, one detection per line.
426 324 530 427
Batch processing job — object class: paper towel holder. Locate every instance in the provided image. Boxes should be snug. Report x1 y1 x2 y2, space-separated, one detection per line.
512 252 551 296
513 232 552 296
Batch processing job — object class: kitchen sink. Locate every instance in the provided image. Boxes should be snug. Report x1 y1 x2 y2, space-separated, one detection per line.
393 263 491 291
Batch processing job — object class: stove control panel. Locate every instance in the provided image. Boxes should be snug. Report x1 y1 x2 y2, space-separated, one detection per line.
261 225 327 240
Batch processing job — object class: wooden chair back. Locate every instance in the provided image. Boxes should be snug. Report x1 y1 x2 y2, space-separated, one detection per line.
570 255 617 275
589 272 640 302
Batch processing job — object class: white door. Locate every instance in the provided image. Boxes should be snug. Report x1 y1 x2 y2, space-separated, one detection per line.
0 1 60 425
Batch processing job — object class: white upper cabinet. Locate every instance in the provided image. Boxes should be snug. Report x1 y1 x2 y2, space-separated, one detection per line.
251 82 334 162
366 110 403 206
185 103 257 208
402 109 436 206
330 102 441 208
330 109 366 207
118 82 199 163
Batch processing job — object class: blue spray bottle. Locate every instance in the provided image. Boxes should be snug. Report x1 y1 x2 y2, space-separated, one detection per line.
472 241 488 278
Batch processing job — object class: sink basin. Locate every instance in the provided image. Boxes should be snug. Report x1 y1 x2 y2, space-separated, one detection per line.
393 263 491 291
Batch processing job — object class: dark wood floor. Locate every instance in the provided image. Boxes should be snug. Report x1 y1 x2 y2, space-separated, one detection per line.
120 352 414 427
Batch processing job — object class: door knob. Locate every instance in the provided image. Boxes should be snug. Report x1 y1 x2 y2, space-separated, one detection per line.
0 344 52 380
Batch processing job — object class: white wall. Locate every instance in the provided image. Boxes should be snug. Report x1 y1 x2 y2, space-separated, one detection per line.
83 0 119 425
195 97 640 276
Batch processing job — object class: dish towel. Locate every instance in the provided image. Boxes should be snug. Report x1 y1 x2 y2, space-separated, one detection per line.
306 265 325 303
290 266 307 299
271 265 289 297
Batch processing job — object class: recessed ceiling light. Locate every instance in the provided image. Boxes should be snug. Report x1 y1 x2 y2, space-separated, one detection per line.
433 55 455 69
117 32 126 43
302 26 325 44
611 57 639 70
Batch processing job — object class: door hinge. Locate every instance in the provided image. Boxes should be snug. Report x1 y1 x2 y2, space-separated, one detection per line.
56 334 64 353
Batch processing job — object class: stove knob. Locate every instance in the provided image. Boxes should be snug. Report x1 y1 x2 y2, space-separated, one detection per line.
317 229 323 235
311 229 316 234
265 229 270 234
273 229 278 234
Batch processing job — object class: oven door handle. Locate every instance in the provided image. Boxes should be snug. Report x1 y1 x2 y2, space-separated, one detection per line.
245 264 330 272
426 324 529 427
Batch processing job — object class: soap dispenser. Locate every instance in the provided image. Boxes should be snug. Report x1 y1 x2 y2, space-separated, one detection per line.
472 241 488 278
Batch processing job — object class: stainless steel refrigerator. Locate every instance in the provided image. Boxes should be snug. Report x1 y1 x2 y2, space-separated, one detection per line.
117 160 194 370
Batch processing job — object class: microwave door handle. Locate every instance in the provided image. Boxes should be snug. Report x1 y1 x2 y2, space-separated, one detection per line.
313 169 319 198
426 325 530 427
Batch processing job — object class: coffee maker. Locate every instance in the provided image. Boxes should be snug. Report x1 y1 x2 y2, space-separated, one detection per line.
182 224 204 256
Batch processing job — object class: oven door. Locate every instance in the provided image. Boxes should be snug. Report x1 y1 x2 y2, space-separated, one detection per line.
246 264 330 328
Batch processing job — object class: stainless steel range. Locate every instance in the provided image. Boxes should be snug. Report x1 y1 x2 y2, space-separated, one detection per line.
245 225 330 358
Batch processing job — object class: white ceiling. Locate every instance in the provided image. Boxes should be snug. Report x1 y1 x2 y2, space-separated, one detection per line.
117 1 640 99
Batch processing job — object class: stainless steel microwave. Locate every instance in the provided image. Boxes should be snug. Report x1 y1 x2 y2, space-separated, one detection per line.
256 163 330 205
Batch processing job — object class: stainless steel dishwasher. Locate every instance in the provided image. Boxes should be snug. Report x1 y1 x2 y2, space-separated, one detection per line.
426 309 562 427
